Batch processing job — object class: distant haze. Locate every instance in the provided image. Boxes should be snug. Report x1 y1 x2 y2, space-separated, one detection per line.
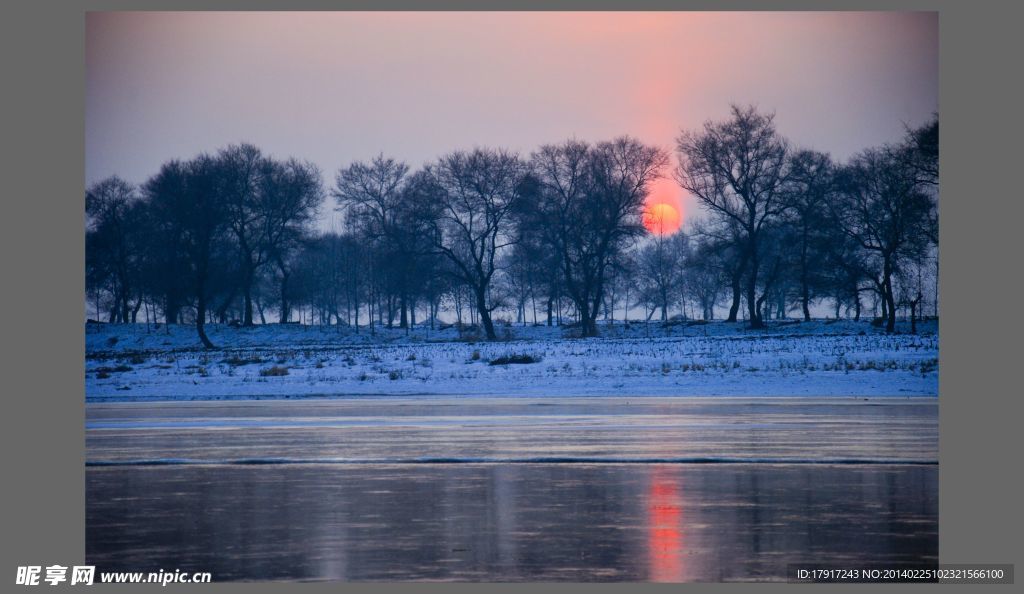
86 11 938 228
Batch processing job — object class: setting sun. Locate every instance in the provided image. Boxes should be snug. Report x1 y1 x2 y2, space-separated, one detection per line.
643 202 681 235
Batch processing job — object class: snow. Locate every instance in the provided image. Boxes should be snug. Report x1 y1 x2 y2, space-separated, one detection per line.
85 319 938 401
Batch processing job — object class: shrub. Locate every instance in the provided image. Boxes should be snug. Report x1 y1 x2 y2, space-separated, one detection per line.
489 354 541 366
94 365 132 374
259 365 289 377
222 356 265 366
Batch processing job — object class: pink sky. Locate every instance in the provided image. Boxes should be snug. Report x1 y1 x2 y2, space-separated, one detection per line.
86 11 937 227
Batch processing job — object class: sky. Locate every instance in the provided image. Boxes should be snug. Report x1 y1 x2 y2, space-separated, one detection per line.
86 11 938 229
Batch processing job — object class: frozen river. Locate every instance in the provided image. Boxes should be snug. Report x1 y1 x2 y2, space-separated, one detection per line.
86 397 938 581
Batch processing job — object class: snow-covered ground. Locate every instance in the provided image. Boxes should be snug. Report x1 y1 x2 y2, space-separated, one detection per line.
85 319 938 401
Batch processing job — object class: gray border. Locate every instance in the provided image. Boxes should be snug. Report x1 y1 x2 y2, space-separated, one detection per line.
2 1 1020 592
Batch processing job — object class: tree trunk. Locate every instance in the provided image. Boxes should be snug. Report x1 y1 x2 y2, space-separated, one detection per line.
883 257 896 333
727 274 742 322
756 292 768 325
580 309 598 337
475 287 497 340
241 261 255 326
352 288 360 333
800 224 811 321
746 273 763 329
256 298 266 325
165 295 180 326
120 290 130 325
279 270 291 323
910 296 919 334
583 291 603 337
196 294 215 349
243 287 254 326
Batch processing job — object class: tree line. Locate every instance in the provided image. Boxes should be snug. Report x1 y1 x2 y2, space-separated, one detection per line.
86 105 938 346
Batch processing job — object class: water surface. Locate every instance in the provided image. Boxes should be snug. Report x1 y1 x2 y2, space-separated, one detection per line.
86 397 937 581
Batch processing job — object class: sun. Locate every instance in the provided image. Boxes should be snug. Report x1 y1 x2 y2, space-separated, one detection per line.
643 202 681 235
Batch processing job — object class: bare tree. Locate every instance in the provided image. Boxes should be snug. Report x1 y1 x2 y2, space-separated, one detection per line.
144 155 232 348
521 137 668 336
503 241 537 326
751 222 788 322
904 117 939 253
260 158 322 323
833 146 936 332
676 105 790 329
137 163 191 325
683 234 727 320
292 232 363 326
603 248 636 322
421 148 525 340
85 176 146 323
905 116 939 188
334 155 437 330
635 232 686 322
782 149 835 321
218 144 267 326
